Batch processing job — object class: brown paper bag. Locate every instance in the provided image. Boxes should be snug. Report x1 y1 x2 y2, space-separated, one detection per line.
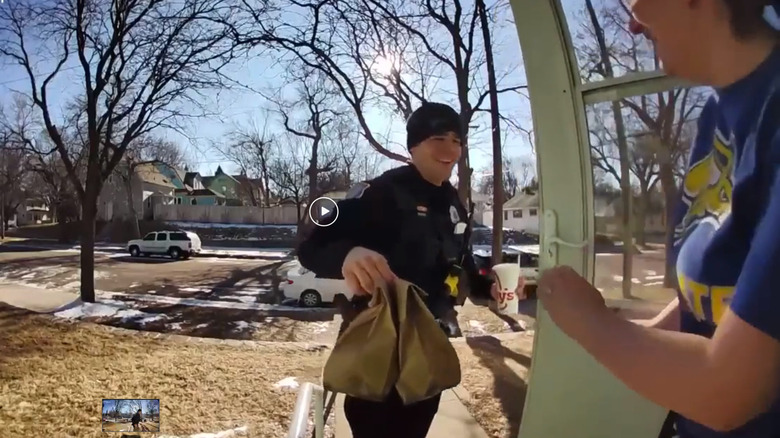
396 281 462 405
321 285 399 402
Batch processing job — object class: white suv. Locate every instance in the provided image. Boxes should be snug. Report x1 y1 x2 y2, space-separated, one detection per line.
280 262 351 307
127 231 202 260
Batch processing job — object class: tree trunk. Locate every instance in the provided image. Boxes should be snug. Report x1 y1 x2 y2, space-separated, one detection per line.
457 143 472 206
0 193 5 240
261 155 271 207
636 185 649 247
658 162 679 288
124 174 141 239
80 188 99 303
477 0 504 267
611 101 634 299
307 139 320 206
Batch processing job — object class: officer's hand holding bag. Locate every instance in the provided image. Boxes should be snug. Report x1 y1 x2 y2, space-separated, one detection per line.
322 246 399 401
341 246 397 295
324 245 460 404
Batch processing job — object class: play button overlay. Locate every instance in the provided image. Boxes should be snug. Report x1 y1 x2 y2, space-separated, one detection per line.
309 197 339 227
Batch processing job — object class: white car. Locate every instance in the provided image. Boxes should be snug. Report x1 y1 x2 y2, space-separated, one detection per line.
472 244 539 286
508 244 540 286
281 262 351 307
127 230 202 260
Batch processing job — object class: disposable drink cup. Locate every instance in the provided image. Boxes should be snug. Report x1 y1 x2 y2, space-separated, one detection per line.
492 263 521 315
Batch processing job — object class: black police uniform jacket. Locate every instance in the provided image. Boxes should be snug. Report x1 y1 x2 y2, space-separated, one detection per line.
297 164 490 318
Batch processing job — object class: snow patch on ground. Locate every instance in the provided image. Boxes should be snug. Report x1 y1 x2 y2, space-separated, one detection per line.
168 322 183 331
178 285 271 296
158 426 249 438
468 320 487 334
220 295 259 303
273 377 299 390
167 221 297 230
201 248 290 259
99 291 323 312
195 323 209 329
53 298 168 325
232 320 264 331
310 322 330 334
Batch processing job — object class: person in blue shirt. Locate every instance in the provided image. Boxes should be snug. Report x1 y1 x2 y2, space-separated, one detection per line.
535 0 780 437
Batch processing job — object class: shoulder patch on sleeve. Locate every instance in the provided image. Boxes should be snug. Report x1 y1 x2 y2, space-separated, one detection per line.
346 182 370 199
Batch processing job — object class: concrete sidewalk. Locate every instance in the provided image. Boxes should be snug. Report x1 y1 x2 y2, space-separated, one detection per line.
334 388 489 438
0 283 79 313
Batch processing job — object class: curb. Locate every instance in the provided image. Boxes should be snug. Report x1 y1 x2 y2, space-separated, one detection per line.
0 241 293 261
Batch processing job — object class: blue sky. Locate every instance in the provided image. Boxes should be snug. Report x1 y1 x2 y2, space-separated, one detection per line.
0 0 604 182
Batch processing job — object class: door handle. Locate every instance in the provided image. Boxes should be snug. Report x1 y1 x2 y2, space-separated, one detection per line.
542 210 588 264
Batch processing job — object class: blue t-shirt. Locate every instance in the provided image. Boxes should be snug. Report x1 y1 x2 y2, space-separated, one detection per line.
671 47 780 437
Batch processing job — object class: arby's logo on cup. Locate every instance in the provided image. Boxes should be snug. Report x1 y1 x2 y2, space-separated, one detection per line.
493 263 521 315
497 291 515 310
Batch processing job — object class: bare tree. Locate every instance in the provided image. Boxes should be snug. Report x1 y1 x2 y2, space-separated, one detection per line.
271 67 341 206
516 158 535 190
334 132 387 185
0 0 244 301
581 0 635 298
576 0 706 288
233 0 527 204
267 136 308 222
476 156 520 202
0 132 29 237
219 118 274 207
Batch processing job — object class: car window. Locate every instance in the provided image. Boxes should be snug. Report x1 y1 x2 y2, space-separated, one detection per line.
143 233 156 241
156 233 167 241
503 253 519 264
169 232 189 241
520 252 539 267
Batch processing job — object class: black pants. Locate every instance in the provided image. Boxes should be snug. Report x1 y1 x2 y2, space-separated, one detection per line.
344 389 441 438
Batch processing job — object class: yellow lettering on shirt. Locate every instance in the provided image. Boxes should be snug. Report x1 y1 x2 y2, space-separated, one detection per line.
678 272 735 325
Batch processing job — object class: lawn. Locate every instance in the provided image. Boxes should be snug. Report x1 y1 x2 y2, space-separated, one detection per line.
0 304 329 438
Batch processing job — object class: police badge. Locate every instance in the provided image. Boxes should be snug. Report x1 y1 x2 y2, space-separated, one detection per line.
449 205 460 224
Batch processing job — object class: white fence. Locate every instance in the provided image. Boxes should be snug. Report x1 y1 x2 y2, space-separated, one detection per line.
152 204 302 225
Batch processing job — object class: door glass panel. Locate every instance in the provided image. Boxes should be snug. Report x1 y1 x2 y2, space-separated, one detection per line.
560 0 661 83
586 85 713 315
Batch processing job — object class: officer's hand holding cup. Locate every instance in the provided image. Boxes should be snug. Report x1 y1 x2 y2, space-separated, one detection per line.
342 246 397 295
490 264 526 315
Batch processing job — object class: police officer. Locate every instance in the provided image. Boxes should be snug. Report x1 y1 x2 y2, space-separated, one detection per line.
297 102 492 438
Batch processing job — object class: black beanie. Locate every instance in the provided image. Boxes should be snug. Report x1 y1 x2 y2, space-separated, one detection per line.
406 102 463 150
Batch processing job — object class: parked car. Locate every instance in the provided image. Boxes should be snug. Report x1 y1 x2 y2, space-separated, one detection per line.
471 244 539 298
281 262 351 307
126 230 202 260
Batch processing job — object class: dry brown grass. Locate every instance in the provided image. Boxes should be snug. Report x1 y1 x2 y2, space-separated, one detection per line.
0 305 329 438
453 332 535 438
0 299 537 438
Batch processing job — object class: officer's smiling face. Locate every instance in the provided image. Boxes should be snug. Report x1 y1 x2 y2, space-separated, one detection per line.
411 131 462 185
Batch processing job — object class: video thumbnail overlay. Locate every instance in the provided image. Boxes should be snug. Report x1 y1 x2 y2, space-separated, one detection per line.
102 399 160 433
